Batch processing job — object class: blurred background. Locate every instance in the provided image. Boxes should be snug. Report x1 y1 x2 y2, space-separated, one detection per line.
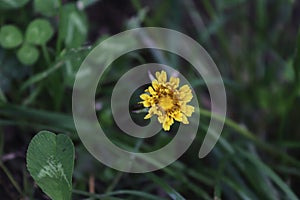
0 0 300 199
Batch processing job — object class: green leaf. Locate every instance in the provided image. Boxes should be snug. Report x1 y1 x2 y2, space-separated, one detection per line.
0 0 30 10
62 47 90 87
215 0 246 10
293 29 300 84
76 0 100 9
34 0 60 17
26 131 75 200
146 173 186 200
25 19 54 45
17 44 40 65
0 87 7 103
0 25 23 49
20 61 64 91
240 149 298 200
0 129 3 157
59 4 88 48
0 104 76 132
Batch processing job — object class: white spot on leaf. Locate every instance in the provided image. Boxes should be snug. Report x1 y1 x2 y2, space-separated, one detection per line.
37 156 70 187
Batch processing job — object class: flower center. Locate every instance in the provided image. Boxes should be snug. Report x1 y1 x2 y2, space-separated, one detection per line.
158 95 174 110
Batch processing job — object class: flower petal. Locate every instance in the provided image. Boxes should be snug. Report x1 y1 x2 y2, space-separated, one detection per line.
144 113 152 119
158 115 165 123
170 77 180 88
182 105 195 116
140 94 150 100
156 70 167 83
142 101 151 107
152 80 159 90
179 85 193 102
173 112 183 122
148 86 156 95
162 116 173 131
181 115 189 124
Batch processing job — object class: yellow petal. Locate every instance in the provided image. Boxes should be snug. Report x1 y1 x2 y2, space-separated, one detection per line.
183 95 193 103
158 115 165 123
179 85 191 93
140 94 150 100
144 113 152 119
169 117 174 125
162 123 170 131
182 105 194 116
157 110 163 116
173 112 183 122
148 86 156 95
145 107 155 119
179 89 193 102
170 77 180 88
156 70 167 83
148 106 160 116
162 116 174 131
152 80 159 90
142 101 151 107
162 121 171 131
181 115 189 124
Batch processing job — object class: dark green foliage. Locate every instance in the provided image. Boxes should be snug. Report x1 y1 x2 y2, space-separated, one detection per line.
0 0 299 199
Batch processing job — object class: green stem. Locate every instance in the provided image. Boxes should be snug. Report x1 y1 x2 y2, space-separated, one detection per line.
198 109 256 140
279 29 300 139
0 129 3 156
73 189 121 200
104 172 123 193
130 0 142 10
0 88 7 103
104 138 144 193
198 108 300 168
278 87 298 139
73 189 166 200
0 162 23 196
202 0 233 64
55 0 63 57
41 44 51 66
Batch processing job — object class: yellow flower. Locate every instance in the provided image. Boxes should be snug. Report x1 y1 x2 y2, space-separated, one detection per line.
139 70 195 131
